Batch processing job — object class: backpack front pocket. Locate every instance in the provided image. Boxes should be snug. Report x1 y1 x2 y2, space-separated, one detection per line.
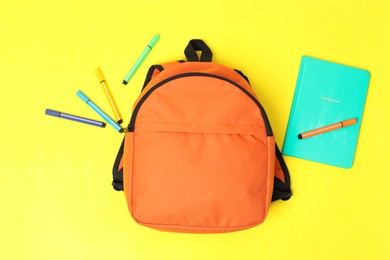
128 122 274 232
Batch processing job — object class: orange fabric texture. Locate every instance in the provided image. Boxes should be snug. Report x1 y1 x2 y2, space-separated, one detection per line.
123 62 275 233
134 62 259 109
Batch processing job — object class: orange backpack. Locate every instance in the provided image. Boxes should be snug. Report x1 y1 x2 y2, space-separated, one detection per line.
113 40 292 233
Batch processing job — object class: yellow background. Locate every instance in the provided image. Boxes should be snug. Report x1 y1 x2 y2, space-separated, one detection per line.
1 0 389 259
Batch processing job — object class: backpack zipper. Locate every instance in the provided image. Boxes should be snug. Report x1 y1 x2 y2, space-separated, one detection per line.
128 72 273 136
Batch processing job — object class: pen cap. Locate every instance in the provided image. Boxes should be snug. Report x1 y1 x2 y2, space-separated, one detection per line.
45 109 60 117
342 118 357 127
148 34 160 48
95 67 105 83
76 90 90 103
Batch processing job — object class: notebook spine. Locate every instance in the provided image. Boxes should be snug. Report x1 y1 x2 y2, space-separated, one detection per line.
283 56 307 148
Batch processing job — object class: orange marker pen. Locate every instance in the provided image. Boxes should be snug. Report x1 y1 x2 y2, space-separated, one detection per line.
95 67 123 124
298 118 357 139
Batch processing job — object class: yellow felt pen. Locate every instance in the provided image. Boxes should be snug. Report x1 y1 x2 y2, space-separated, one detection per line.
95 67 123 124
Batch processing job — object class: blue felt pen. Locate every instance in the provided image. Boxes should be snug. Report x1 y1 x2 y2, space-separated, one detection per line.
76 90 123 132
45 109 106 128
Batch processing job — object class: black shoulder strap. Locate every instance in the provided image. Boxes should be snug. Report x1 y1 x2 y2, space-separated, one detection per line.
272 144 292 201
112 138 125 191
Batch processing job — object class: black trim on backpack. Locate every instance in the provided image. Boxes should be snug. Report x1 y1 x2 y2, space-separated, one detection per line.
112 138 125 191
234 69 250 84
271 144 292 201
142 65 164 91
128 72 273 136
184 39 213 62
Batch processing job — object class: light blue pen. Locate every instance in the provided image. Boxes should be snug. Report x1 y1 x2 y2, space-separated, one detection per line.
76 90 123 132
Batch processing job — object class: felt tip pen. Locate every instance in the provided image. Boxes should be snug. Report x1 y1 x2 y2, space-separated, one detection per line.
122 34 160 85
76 90 123 132
95 67 123 124
45 109 106 128
298 118 357 139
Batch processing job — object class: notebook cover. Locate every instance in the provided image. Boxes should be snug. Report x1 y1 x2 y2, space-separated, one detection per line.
282 56 370 168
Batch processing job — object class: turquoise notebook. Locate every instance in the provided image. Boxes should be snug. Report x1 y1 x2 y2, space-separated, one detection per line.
282 56 370 168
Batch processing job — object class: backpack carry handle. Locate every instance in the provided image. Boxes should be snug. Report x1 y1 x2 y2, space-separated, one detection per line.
184 39 213 62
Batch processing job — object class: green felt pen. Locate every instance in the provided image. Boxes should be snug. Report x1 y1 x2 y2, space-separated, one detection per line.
122 34 160 85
